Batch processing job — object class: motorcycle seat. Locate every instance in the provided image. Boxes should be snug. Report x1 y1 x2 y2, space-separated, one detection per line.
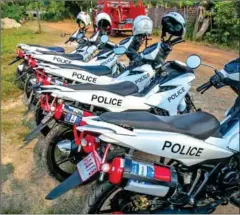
50 54 84 61
27 44 65 53
54 64 112 76
68 81 139 96
161 61 194 74
100 111 220 140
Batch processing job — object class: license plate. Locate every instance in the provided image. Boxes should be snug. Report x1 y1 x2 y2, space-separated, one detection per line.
77 152 99 182
64 113 82 124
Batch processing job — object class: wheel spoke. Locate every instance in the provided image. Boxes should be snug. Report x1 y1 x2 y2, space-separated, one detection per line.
56 157 70 166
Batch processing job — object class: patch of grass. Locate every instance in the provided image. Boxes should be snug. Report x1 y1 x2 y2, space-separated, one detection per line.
1 163 14 183
1 25 65 102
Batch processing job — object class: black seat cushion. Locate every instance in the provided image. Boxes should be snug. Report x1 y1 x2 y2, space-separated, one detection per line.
27 44 65 53
51 53 84 61
100 111 220 140
68 81 139 96
161 61 194 74
36 51 64 55
54 64 112 76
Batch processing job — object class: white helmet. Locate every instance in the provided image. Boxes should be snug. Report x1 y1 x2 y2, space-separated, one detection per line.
96 12 112 29
76 12 91 28
133 15 153 36
162 12 186 37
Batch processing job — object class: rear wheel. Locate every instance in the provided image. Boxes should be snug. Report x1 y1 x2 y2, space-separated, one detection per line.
82 181 166 214
41 124 86 182
24 74 36 105
15 61 29 89
35 102 51 136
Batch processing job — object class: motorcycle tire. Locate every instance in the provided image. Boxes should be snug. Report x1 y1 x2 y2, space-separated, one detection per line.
81 181 119 214
24 74 37 105
42 123 87 182
15 61 28 90
35 102 51 136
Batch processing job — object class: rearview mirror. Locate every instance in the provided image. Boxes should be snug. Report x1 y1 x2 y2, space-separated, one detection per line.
100 35 109 44
113 46 127 55
186 55 201 69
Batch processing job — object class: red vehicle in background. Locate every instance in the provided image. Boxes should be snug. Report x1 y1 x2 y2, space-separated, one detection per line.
93 0 147 35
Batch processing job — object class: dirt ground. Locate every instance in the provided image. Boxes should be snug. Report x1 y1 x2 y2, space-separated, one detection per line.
1 20 239 214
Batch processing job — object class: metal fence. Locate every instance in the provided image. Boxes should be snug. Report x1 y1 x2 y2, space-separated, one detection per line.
148 6 198 29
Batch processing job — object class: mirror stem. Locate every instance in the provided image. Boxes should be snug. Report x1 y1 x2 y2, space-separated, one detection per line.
201 64 216 70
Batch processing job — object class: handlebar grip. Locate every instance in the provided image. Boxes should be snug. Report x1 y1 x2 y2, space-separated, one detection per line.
65 39 70 44
197 81 212 92
170 37 184 46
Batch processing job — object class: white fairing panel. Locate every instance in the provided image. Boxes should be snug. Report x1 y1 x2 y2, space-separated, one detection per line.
44 67 112 85
50 90 149 112
31 54 87 66
18 44 51 53
115 64 155 92
145 82 192 115
141 43 160 61
225 122 240 152
95 129 233 166
17 64 24 72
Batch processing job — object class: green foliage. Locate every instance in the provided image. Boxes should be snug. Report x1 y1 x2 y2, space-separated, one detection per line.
185 22 195 40
0 1 88 22
152 28 161 36
41 0 66 21
204 1 240 48
1 2 28 22
1 26 65 100
150 0 198 7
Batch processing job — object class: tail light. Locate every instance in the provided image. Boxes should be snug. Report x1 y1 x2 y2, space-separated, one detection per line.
27 56 37 68
16 49 24 58
27 56 32 66
36 69 51 85
40 94 51 112
31 58 37 67
54 102 63 120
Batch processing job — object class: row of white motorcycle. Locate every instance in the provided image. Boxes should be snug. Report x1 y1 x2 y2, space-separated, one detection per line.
9 12 240 214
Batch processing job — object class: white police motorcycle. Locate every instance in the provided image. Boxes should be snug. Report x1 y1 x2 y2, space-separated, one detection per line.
46 56 240 214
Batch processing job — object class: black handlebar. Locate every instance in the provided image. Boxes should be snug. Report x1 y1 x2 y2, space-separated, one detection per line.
170 37 184 46
197 81 212 94
65 39 70 44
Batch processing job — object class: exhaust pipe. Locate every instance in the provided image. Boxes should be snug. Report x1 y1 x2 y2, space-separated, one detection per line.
57 140 78 156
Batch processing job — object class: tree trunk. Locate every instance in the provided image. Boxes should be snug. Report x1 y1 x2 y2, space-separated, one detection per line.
195 17 211 40
193 5 211 40
36 2 42 33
